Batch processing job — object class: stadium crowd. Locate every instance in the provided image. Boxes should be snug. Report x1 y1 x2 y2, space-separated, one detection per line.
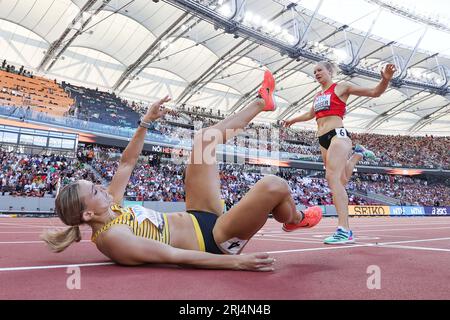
0 149 101 197
349 173 450 207
1 64 448 169
1 66 449 207
1 145 449 207
88 156 375 207
129 100 449 169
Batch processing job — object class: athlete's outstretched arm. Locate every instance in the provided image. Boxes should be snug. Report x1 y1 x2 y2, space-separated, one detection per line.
107 96 171 204
99 226 275 272
282 106 315 128
341 64 397 98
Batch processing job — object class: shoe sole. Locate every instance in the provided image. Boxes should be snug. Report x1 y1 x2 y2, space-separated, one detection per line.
263 95 276 111
261 72 276 111
323 240 356 245
282 223 311 232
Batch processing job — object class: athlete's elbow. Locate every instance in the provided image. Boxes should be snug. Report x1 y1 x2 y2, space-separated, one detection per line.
119 157 137 167
115 259 142 266
114 251 168 266
371 91 382 98
108 253 142 266
106 247 147 266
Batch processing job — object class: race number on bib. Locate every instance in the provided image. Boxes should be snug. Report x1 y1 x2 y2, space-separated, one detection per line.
131 205 165 231
335 128 348 138
313 94 331 112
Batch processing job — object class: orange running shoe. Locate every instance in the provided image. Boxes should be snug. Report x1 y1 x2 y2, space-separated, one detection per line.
282 206 323 232
258 70 276 111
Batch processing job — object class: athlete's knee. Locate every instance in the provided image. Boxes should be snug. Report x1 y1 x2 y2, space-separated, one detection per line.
326 170 342 186
340 172 349 185
193 127 223 146
191 129 219 165
192 129 218 153
192 129 207 144
325 169 339 180
260 175 290 197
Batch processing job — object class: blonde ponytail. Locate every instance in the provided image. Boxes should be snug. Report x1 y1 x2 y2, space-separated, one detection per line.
42 182 85 253
41 226 82 253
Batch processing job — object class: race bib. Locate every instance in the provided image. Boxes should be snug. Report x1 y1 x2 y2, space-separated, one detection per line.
130 205 165 231
219 237 248 255
335 128 348 138
313 94 331 112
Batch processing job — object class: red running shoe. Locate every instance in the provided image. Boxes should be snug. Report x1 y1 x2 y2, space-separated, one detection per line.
258 70 276 111
282 206 323 232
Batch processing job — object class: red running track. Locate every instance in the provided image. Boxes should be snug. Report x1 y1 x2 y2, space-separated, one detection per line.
0 216 449 300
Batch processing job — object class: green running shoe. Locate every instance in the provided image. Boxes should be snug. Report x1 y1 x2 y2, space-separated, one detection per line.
354 144 376 160
324 227 355 245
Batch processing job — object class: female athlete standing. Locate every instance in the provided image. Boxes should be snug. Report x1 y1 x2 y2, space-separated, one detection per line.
283 61 396 244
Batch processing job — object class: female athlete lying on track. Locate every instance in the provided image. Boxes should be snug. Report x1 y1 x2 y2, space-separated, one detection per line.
42 71 322 272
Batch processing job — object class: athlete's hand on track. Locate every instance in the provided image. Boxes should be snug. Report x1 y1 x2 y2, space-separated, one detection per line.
234 252 275 272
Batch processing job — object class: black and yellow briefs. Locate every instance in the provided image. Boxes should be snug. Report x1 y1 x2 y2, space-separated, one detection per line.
91 205 224 255
188 210 224 255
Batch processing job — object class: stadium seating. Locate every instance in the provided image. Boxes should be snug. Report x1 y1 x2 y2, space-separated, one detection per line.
61 82 140 128
0 69 73 116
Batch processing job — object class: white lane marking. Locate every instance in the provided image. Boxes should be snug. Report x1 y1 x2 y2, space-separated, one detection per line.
0 222 69 228
0 231 91 234
379 245 450 253
378 237 450 246
312 234 380 240
256 234 324 241
259 237 450 254
259 220 450 231
258 226 450 236
3 219 450 231
0 240 91 244
266 244 373 254
0 262 115 272
253 238 324 244
1 238 450 273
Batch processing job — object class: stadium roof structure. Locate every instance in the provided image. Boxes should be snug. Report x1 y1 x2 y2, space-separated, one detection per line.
0 0 449 136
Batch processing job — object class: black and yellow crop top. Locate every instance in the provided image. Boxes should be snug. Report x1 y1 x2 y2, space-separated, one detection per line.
91 204 170 244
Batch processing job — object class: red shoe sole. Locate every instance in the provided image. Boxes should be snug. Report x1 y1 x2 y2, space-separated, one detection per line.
260 71 276 111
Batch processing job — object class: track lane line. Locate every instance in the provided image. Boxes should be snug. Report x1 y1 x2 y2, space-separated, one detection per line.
2 238 450 273
377 237 450 246
0 262 115 272
0 240 91 244
258 226 450 236
378 245 450 252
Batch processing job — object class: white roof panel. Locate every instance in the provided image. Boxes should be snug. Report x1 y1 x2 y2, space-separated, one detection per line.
0 0 448 135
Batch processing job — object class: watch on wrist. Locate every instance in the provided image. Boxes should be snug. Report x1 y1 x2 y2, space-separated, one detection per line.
138 119 159 131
